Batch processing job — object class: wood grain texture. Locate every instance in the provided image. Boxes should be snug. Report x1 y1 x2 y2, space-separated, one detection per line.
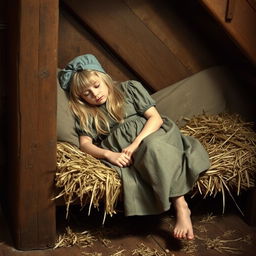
245 187 256 225
124 0 218 74
62 0 190 91
0 0 7 203
7 0 58 250
58 10 137 83
199 0 256 65
1 204 256 255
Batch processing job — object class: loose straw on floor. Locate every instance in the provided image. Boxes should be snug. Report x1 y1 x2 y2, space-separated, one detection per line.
54 227 96 249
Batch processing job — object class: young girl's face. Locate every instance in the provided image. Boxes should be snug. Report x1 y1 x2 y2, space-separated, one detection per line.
80 76 109 106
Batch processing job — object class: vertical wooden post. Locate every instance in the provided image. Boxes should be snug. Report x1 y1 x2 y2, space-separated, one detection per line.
245 187 256 226
7 0 58 250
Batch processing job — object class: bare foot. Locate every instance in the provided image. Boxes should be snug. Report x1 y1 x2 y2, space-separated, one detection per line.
172 199 194 240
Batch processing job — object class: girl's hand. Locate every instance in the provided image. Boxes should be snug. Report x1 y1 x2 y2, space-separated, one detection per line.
105 151 132 168
122 141 140 158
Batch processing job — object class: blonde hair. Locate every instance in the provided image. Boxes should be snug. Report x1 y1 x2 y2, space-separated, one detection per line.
69 70 125 137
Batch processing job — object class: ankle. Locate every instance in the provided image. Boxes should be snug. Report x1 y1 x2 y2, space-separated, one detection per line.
172 197 189 209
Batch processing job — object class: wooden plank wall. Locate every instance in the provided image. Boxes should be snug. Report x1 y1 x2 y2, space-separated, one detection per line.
59 0 251 92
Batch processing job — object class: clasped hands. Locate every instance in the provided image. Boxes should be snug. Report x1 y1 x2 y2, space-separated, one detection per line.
106 141 140 167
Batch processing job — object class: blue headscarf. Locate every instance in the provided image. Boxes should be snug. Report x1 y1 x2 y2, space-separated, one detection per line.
58 54 106 91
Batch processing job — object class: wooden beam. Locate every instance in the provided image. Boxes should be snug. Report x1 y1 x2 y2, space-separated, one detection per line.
198 0 256 65
62 0 190 91
124 0 218 75
245 187 256 226
58 10 136 83
7 0 58 250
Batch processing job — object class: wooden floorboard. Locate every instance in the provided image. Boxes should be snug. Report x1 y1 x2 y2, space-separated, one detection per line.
1 196 256 255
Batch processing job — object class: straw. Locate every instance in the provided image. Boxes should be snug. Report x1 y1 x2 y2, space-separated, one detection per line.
54 227 96 249
181 113 256 211
132 243 166 256
54 142 122 219
54 112 256 218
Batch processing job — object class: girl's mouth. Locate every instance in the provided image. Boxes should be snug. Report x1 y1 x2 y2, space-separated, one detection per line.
96 96 104 102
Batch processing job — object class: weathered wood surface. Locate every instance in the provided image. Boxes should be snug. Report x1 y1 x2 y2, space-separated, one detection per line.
124 0 217 74
7 0 58 250
1 201 256 255
61 0 192 91
0 0 7 202
60 0 252 92
245 187 256 226
199 0 256 65
58 10 136 84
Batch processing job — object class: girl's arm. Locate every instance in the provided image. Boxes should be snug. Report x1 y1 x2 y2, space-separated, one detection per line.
79 136 132 167
122 106 163 157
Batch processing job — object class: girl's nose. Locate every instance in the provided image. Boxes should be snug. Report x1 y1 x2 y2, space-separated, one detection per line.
91 89 98 97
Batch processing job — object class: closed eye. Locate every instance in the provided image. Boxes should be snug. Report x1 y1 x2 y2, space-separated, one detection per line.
82 91 90 97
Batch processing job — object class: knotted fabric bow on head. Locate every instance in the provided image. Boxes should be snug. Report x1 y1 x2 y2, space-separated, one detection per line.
58 54 106 91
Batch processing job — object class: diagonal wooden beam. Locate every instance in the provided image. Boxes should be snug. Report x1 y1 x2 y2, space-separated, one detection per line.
62 0 190 91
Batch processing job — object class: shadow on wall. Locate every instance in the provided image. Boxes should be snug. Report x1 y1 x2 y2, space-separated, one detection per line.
152 65 256 125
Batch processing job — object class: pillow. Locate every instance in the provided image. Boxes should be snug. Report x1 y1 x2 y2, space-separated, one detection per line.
152 66 237 125
57 74 79 147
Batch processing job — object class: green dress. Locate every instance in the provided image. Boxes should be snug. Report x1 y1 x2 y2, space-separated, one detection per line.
76 80 210 216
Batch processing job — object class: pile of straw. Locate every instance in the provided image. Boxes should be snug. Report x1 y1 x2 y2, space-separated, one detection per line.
55 112 256 217
54 142 122 219
181 113 256 212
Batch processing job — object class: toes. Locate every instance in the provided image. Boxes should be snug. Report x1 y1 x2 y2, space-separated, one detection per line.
187 228 194 240
173 229 181 239
187 233 194 240
173 229 178 239
182 232 187 239
178 231 183 239
180 230 187 239
173 229 185 239
173 228 194 240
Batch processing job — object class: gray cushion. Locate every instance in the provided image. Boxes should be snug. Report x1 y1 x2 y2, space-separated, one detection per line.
152 66 235 126
57 76 79 147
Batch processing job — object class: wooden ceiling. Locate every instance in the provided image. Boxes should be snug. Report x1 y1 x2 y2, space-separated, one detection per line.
59 0 256 92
